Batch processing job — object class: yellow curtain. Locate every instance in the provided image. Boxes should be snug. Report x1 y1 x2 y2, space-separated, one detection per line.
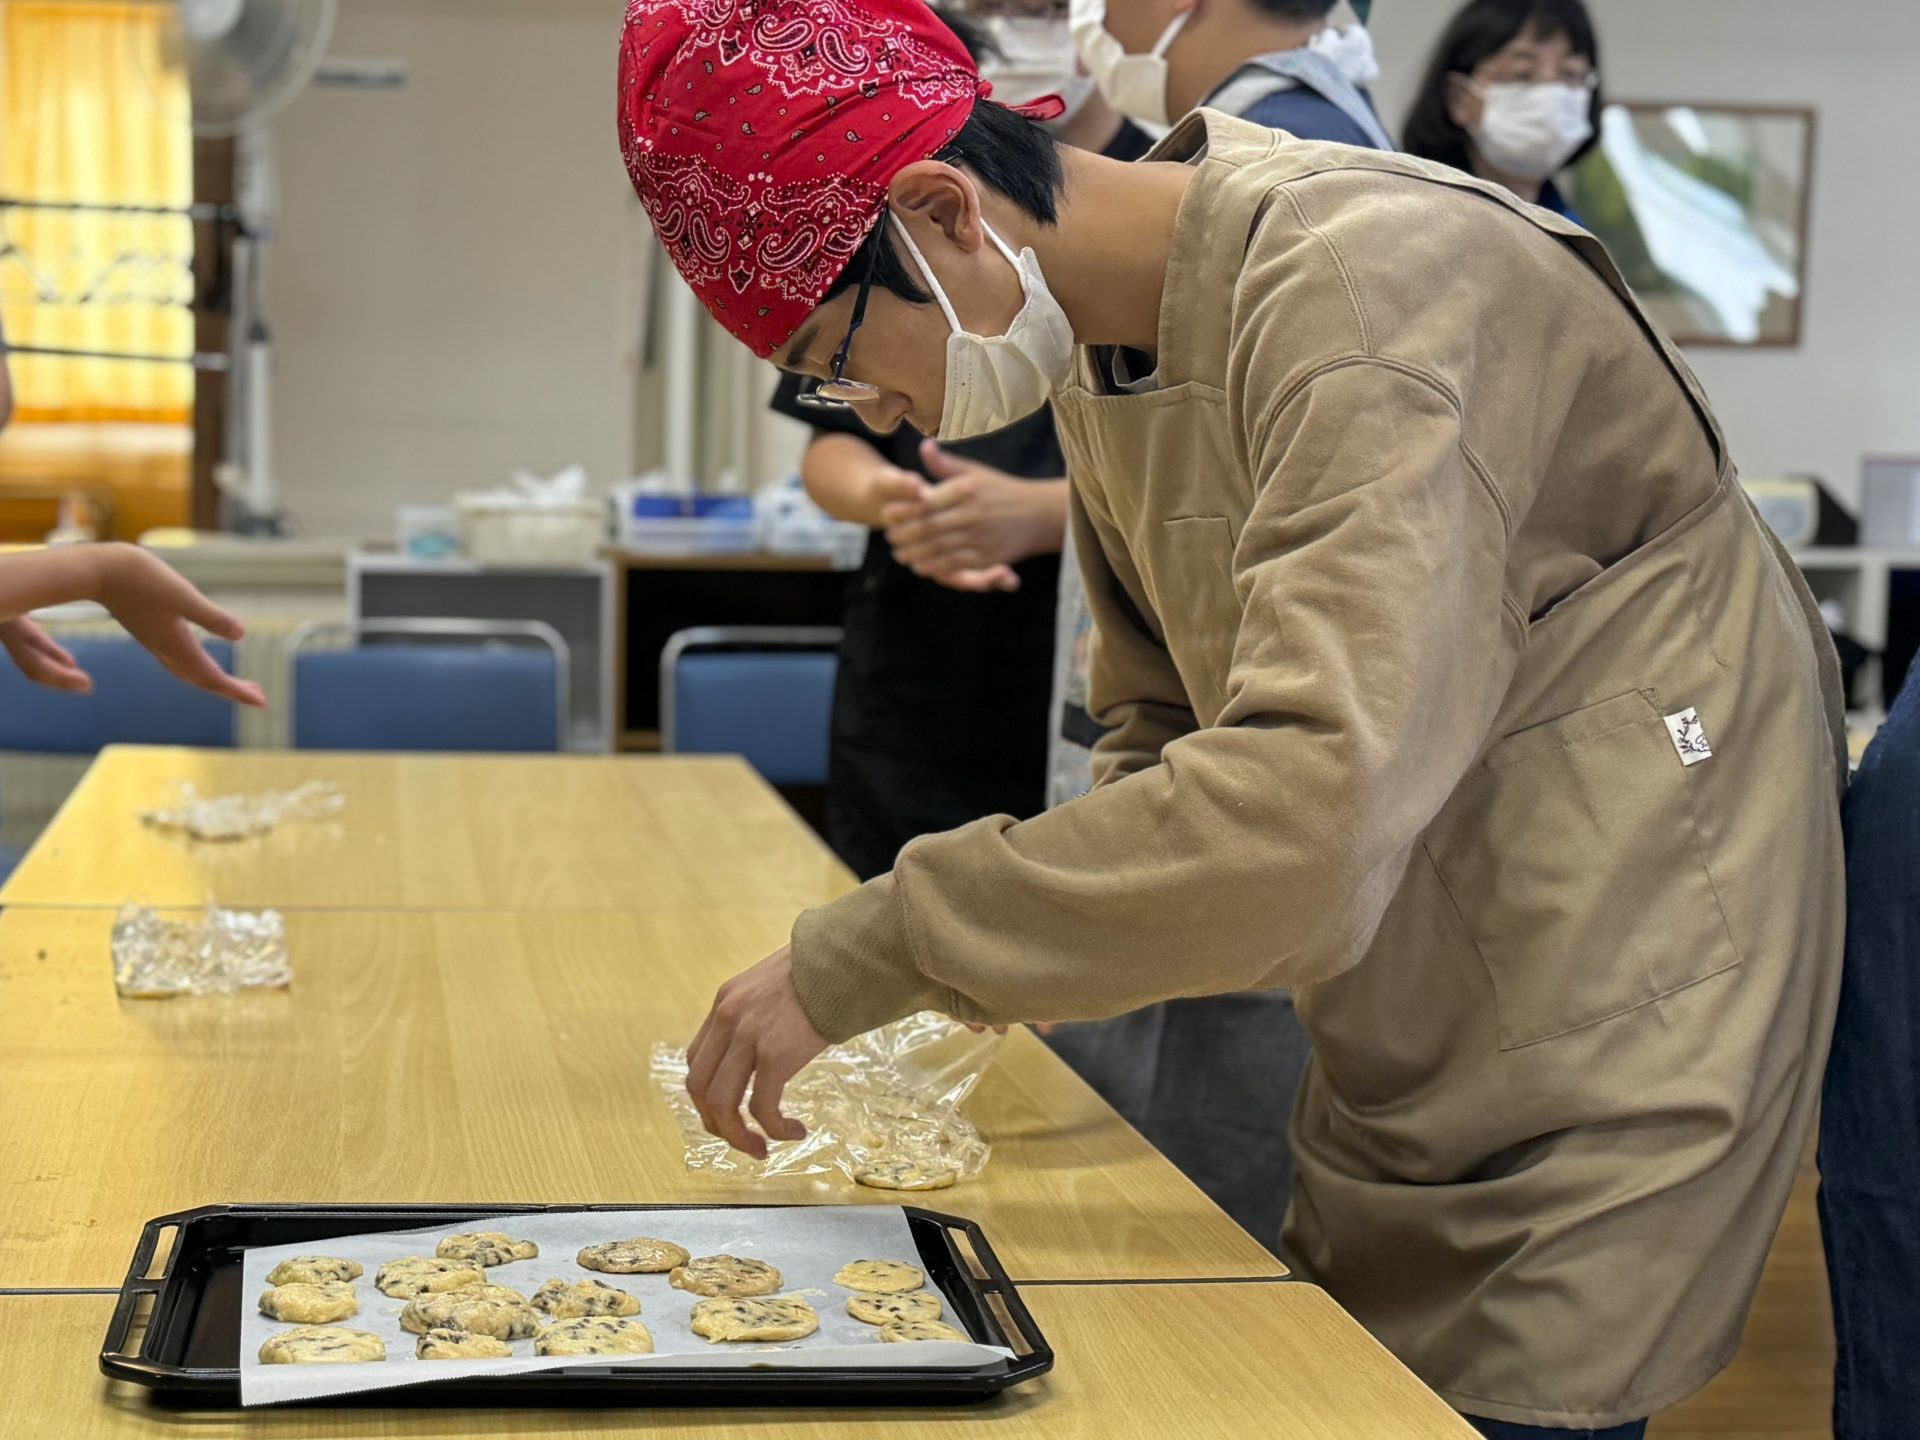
0 0 194 423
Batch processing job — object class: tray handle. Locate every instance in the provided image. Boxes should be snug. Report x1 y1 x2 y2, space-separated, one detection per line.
939 1213 1054 1382
100 1211 191 1382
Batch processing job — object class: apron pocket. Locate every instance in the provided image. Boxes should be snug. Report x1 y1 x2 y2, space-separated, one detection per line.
1425 688 1743 1050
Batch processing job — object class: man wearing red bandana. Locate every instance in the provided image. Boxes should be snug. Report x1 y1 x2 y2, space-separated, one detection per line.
625 1 1846 1434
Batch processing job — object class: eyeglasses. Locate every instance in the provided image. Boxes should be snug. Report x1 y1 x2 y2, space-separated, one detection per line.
796 225 883 411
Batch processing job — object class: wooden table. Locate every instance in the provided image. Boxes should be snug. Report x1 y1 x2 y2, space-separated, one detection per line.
0 1286 1476 1437
0 748 852 913
0 906 1284 1288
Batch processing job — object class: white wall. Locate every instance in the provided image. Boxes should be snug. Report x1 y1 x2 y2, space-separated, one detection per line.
1366 0 1920 511
270 0 637 539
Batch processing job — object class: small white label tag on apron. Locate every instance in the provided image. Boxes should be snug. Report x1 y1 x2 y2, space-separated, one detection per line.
1665 708 1713 766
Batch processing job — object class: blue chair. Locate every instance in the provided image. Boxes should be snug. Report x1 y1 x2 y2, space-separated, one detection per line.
0 636 238 753
660 626 841 785
288 620 569 753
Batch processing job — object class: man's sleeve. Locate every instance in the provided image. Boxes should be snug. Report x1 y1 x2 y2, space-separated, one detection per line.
789 360 1522 1043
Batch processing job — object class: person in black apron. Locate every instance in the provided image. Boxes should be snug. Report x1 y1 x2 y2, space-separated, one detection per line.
768 14 1156 882
1042 0 1392 1253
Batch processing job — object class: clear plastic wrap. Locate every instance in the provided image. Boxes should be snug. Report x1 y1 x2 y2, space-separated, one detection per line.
651 1012 1000 1183
139 781 345 841
111 903 293 998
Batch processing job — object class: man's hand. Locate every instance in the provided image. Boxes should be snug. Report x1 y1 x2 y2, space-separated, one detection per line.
92 544 266 708
0 617 91 693
880 442 1066 593
685 946 829 1159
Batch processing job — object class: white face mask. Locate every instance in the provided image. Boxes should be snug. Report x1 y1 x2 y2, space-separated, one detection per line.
1068 0 1189 128
890 213 1075 442
1306 23 1379 88
980 16 1097 127
1467 79 1594 182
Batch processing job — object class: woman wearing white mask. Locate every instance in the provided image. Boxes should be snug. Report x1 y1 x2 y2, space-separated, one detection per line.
1402 0 1602 219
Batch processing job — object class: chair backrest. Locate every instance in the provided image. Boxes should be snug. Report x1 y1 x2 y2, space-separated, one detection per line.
0 636 238 754
288 620 569 753
660 626 841 786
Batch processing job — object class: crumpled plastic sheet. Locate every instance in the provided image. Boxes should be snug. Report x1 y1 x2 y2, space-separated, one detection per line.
651 1011 1000 1184
111 903 292 998
139 781 344 841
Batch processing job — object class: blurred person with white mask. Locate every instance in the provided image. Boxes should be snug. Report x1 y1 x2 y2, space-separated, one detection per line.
1041 0 1392 1254
762 7 1156 888
1069 0 1391 146
1401 0 1602 219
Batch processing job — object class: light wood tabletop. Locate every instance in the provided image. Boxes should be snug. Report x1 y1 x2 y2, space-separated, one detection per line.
0 748 854 913
0 1285 1476 1438
0 907 1285 1289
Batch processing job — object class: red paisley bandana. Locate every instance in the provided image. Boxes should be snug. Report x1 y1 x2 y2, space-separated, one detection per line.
618 0 1002 358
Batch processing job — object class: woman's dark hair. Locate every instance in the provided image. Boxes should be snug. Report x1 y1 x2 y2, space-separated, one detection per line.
824 99 1063 307
1401 0 1604 176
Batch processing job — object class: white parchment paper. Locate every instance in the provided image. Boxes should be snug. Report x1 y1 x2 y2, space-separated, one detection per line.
238 1206 1013 1406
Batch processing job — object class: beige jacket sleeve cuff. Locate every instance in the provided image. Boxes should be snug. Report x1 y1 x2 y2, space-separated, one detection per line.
789 874 951 1044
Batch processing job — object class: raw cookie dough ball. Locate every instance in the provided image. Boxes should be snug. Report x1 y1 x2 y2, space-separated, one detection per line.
576 1237 690 1274
415 1328 513 1360
264 1256 363 1287
374 1256 485 1299
399 1283 541 1341
668 1254 781 1297
533 1316 655 1356
847 1291 943 1326
832 1259 925 1294
258 1326 386 1364
689 1296 820 1343
531 1277 641 1319
258 1281 358 1325
853 1160 956 1191
877 1318 970 1343
436 1231 539 1267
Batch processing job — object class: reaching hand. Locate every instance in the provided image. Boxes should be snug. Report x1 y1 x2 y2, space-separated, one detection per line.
684 945 830 1160
92 545 266 708
880 441 1063 592
0 617 91 693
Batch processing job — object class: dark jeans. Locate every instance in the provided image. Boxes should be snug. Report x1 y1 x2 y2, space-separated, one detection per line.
1464 1420 1646 1440
1044 990 1309 1251
1819 680 1920 1439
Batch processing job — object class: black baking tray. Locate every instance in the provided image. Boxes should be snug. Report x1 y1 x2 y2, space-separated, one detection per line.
100 1202 1053 1408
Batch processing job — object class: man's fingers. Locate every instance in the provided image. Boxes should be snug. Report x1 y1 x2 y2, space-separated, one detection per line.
158 628 267 707
872 471 929 507
24 626 78 668
747 1054 808 1143
916 482 974 514
936 567 1020 594
685 1004 731 1101
878 500 927 530
917 438 968 481
702 1041 766 1159
183 594 247 643
886 509 970 548
904 546 985 576
34 661 92 692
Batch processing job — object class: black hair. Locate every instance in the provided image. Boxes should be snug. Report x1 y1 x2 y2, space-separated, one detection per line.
1245 0 1338 19
1401 0 1604 176
823 98 1063 308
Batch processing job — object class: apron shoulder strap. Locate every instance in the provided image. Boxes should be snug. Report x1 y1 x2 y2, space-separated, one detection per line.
1204 49 1395 153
